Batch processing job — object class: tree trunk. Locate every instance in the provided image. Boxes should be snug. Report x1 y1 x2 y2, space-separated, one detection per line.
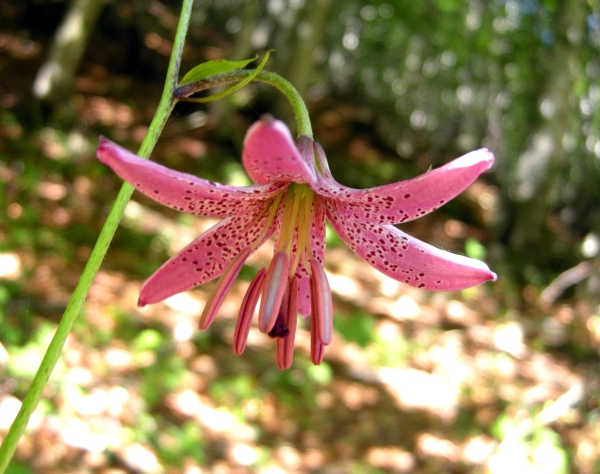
33 0 106 106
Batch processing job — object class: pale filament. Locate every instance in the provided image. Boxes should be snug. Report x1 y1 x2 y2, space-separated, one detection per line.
277 183 316 278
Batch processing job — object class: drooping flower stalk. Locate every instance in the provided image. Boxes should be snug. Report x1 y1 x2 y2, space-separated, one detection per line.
97 116 496 369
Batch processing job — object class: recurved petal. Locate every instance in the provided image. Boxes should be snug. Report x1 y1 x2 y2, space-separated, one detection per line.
295 136 318 184
242 116 318 187
313 141 334 180
326 201 497 291
98 137 284 217
139 204 276 306
318 147 494 225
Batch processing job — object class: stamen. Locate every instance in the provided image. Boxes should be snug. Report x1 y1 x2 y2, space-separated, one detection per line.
310 309 325 365
310 265 325 365
276 188 294 251
276 276 298 370
258 251 290 333
277 185 302 254
199 247 251 330
291 189 314 276
268 278 290 339
268 317 289 339
309 257 333 345
233 268 266 355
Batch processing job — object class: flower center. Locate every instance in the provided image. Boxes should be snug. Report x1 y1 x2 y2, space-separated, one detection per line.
276 183 315 278
206 180 331 370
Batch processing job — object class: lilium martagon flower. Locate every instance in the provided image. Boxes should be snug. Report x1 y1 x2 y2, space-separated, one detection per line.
97 116 496 369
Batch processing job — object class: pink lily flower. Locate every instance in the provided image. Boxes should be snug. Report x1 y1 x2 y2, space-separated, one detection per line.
97 116 496 369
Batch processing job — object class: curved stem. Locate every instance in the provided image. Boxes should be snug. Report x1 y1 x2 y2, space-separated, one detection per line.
177 70 313 139
0 0 194 471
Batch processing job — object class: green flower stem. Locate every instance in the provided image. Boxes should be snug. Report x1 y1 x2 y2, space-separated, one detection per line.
0 0 194 471
177 70 313 139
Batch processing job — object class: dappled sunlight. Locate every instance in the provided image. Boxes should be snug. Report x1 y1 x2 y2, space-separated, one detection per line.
0 253 21 280
80 96 134 129
0 398 23 432
3 179 595 471
367 446 415 473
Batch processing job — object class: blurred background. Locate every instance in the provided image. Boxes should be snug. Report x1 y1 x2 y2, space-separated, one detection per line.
1 0 600 472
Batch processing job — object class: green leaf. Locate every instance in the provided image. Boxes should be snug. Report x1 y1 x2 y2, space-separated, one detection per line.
179 56 258 85
182 51 272 103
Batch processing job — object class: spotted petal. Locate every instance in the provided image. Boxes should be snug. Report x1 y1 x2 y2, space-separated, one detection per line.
139 203 276 305
317 144 494 225
326 201 496 291
98 137 284 217
242 116 318 187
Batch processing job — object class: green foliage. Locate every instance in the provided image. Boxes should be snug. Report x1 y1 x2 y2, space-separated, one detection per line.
141 352 187 407
6 323 60 381
154 421 206 465
179 52 271 102
133 329 163 352
349 463 386 474
306 362 333 385
491 410 569 474
0 284 30 346
371 328 412 367
465 238 487 260
180 56 259 85
334 311 376 347
210 374 258 413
